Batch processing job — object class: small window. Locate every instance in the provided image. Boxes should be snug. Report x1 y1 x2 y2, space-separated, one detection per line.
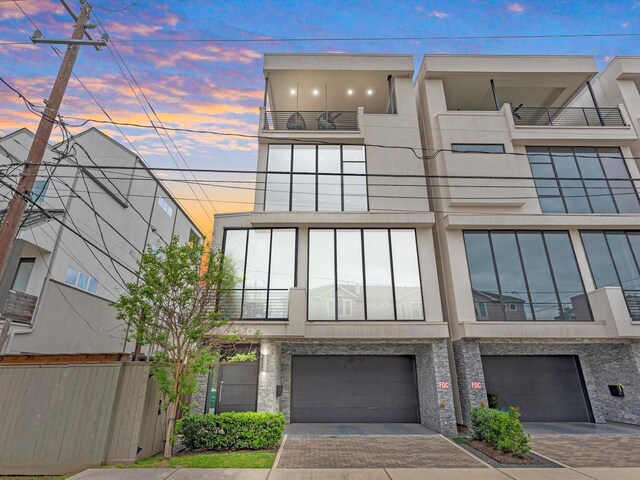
32 179 49 204
64 267 99 293
451 144 506 154
157 196 174 217
12 258 35 293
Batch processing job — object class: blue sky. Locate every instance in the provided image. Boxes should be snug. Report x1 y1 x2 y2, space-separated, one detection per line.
0 0 638 233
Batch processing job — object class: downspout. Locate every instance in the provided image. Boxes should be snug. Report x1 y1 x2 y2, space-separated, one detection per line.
387 75 396 114
5 171 81 353
490 79 500 111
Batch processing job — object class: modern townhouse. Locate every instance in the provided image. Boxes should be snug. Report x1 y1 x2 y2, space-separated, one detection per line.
205 54 458 435
415 54 640 428
0 127 204 354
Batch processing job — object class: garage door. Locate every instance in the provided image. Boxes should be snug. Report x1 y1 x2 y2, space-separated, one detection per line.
290 355 420 423
482 355 593 422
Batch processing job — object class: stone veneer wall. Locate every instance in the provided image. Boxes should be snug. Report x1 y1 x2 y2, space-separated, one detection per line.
452 340 488 427
257 339 281 412
454 338 640 427
278 340 457 436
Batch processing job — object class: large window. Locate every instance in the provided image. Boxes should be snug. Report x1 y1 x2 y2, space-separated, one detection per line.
264 145 367 212
308 229 423 321
463 231 591 321
222 228 296 319
581 231 640 321
527 147 640 214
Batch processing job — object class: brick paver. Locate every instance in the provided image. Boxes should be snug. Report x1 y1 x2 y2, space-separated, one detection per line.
277 435 486 468
532 435 640 467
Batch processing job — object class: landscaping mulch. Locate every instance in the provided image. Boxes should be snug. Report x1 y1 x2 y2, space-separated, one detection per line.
460 439 561 468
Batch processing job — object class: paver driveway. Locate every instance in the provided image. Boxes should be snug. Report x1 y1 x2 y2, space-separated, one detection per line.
532 435 640 467
276 435 486 468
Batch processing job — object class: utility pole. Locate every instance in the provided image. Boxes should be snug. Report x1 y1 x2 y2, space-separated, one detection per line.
0 0 107 350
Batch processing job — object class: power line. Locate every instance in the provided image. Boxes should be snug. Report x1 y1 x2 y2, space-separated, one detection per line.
93 0 139 12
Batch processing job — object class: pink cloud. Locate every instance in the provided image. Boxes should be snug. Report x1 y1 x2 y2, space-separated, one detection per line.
507 3 525 13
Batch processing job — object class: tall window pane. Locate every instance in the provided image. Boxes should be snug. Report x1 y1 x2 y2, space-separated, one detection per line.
517 232 559 320
491 233 533 320
222 230 247 317
308 230 335 320
268 229 296 318
291 145 316 211
265 146 292 211
364 230 394 319
336 230 365 320
243 230 270 318
343 162 367 211
544 233 590 320
581 232 618 288
605 234 639 291
464 232 502 321
317 145 342 211
391 230 423 320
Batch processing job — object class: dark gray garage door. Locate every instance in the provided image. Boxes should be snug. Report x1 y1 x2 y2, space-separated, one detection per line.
291 355 420 423
482 355 593 422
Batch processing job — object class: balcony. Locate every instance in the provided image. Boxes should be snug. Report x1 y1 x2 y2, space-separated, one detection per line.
263 110 359 132
511 105 626 127
1 290 38 325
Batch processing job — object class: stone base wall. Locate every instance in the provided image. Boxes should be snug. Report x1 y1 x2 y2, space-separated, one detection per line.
278 340 457 436
454 338 640 427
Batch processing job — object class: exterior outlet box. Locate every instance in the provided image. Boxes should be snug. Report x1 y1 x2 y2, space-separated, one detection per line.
608 385 624 397
276 385 283 397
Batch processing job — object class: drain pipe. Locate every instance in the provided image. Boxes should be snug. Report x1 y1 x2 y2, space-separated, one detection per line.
490 79 500 111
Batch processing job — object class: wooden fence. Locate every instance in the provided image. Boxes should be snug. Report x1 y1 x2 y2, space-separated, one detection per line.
0 360 166 475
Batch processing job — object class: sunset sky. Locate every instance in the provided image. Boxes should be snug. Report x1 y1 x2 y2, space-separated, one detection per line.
1 0 639 236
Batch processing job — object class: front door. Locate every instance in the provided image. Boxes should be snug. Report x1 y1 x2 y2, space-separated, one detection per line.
216 361 259 413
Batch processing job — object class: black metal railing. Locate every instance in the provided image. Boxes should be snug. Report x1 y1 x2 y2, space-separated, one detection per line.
209 289 289 320
263 110 359 131
511 106 626 127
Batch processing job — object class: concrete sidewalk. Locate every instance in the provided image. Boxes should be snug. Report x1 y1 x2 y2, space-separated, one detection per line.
70 467 640 479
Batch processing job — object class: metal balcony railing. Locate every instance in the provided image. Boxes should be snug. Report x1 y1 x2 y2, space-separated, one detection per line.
511 106 626 127
263 111 359 131
208 289 289 320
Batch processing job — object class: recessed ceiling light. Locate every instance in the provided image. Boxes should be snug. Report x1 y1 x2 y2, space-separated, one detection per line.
312 89 320 96
290 88 296 95
366 89 374 96
347 89 354 96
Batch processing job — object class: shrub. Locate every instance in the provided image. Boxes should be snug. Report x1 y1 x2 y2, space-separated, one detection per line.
177 412 285 451
471 406 531 457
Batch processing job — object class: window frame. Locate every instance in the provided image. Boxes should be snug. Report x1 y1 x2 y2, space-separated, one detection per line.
11 257 35 293
157 196 174 217
580 230 640 321
221 227 298 320
527 146 640 214
463 230 593 322
264 144 369 212
63 266 99 294
451 143 506 154
307 228 425 322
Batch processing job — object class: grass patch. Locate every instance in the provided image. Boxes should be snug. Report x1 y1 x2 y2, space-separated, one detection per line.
452 436 471 445
113 451 276 469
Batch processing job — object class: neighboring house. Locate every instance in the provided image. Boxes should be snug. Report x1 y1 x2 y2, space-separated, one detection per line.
0 127 204 354
205 54 457 434
416 54 640 425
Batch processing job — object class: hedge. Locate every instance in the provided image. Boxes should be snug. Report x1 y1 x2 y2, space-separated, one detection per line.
177 412 285 451
470 406 531 457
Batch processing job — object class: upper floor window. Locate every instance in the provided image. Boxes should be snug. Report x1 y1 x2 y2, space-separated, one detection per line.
451 144 505 154
222 228 296 320
581 231 640 321
64 267 98 294
308 229 424 321
527 147 640 214
464 231 591 322
264 144 367 212
32 179 48 204
157 196 174 217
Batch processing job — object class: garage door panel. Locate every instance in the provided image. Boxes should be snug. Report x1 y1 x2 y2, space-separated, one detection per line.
482 355 592 423
291 355 419 423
